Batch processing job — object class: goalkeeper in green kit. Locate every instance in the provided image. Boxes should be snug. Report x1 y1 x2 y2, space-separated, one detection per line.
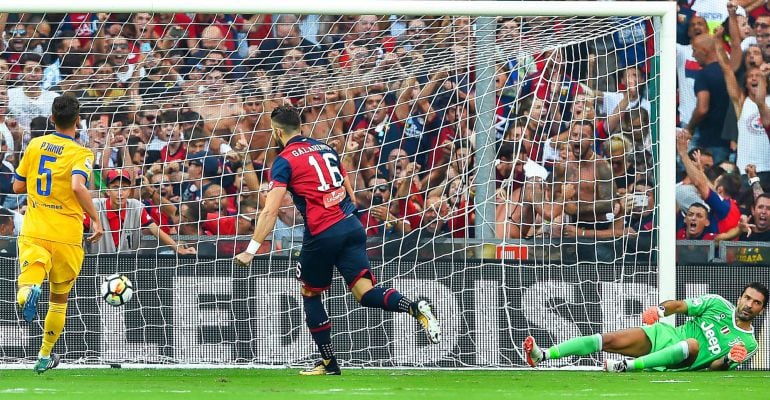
524 282 768 372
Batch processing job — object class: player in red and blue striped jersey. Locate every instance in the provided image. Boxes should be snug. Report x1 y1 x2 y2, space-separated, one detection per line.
235 106 441 375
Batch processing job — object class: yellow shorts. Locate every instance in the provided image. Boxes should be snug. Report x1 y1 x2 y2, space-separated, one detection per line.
18 236 84 294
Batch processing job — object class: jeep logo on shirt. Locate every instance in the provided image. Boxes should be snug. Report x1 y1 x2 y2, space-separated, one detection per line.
701 322 721 355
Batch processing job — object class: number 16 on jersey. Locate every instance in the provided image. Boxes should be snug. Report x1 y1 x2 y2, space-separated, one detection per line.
308 153 343 191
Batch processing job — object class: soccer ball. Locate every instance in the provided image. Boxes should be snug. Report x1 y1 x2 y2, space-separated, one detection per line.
100 274 134 307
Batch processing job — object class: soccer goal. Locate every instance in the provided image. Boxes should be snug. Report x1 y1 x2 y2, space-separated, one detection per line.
0 1 676 368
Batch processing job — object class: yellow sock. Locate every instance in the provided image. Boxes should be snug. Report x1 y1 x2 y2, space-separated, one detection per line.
16 287 31 307
39 302 67 358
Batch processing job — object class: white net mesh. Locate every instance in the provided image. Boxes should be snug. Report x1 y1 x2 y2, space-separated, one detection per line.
0 11 660 367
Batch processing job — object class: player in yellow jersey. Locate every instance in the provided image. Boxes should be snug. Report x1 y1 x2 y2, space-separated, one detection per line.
13 95 104 374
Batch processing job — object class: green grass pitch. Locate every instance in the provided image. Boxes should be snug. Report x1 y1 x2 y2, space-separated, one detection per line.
0 369 767 399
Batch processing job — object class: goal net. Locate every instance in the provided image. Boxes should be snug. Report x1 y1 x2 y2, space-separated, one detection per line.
0 4 674 368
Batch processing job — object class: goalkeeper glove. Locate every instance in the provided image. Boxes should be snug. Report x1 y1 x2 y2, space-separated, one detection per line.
727 343 748 364
641 306 665 325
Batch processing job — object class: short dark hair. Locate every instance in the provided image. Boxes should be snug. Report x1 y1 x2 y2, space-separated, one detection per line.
497 141 514 160
688 202 709 214
716 172 741 198
454 139 471 151
188 126 209 142
20 52 43 66
158 110 179 125
571 119 595 134
270 105 301 132
704 165 726 183
51 95 80 129
238 84 264 101
755 193 770 207
742 282 769 309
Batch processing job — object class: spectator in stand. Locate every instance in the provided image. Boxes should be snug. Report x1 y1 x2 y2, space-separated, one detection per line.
273 192 305 250
738 192 770 240
361 176 410 237
183 126 208 156
743 13 770 55
603 134 636 194
188 67 241 134
146 110 178 164
715 39 770 188
413 195 450 238
47 53 89 95
521 48 579 125
520 97 555 163
151 13 197 50
186 25 230 73
0 84 21 164
122 135 147 179
561 120 617 238
72 60 131 119
94 117 129 170
178 201 203 236
159 114 186 163
137 50 183 102
676 202 716 240
84 169 196 255
127 12 158 55
300 81 354 141
687 33 731 164
102 35 140 86
613 12 652 68
396 18 430 54
618 107 653 160
443 174 474 239
200 183 238 236
502 142 562 239
235 86 272 166
391 69 447 167
332 15 391 67
677 129 741 234
181 151 220 202
599 66 651 136
8 53 58 131
58 12 102 48
744 164 766 202
2 22 34 81
676 146 715 214
677 15 707 129
717 193 770 241
494 141 519 189
259 14 327 75
624 178 655 236
352 90 392 145
135 104 160 146
41 30 83 91
141 172 178 235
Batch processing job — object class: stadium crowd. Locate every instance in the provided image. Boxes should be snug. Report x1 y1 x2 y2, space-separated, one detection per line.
0 2 767 258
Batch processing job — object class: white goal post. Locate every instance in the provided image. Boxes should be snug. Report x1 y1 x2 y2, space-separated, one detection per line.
0 1 677 367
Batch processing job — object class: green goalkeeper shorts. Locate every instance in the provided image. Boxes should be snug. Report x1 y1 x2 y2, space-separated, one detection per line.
641 323 687 353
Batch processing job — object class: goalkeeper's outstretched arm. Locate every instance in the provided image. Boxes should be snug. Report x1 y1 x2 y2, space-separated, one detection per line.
641 300 688 325
658 300 688 316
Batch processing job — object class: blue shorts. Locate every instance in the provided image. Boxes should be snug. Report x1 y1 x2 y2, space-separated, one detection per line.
297 215 373 291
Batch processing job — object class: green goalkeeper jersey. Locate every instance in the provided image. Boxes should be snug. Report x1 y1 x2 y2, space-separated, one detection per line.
678 294 758 370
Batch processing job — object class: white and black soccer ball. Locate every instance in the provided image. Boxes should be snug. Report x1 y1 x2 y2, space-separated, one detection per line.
100 274 134 307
